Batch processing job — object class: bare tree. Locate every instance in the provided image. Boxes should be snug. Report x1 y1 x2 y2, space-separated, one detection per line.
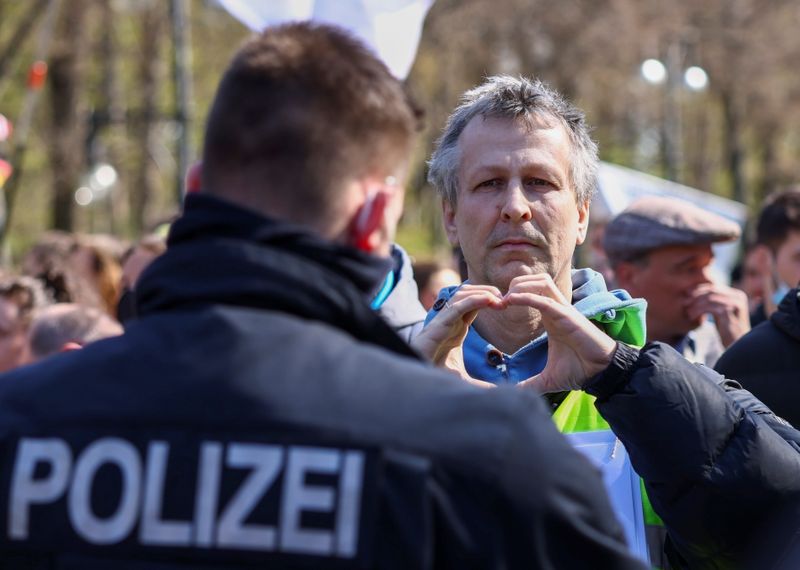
47 0 91 232
131 1 167 234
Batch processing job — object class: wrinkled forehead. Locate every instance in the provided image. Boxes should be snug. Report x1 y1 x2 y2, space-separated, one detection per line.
461 109 562 139
456 114 573 181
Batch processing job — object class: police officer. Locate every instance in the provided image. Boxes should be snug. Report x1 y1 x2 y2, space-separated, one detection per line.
0 24 647 568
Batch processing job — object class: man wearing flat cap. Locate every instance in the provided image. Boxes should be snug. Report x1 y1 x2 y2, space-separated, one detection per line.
604 195 750 366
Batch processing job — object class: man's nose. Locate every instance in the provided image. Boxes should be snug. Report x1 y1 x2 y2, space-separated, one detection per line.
500 183 532 222
697 264 714 285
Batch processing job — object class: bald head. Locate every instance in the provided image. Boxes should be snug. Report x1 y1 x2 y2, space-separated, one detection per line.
28 303 123 362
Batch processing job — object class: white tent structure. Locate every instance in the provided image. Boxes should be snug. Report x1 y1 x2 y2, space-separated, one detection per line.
591 162 748 284
215 0 434 79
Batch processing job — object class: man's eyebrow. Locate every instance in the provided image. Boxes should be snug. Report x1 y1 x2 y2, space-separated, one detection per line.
675 253 713 267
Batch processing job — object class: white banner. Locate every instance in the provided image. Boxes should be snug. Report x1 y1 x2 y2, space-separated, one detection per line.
215 0 434 79
567 430 649 564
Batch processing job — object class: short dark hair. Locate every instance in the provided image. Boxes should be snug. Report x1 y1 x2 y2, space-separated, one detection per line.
756 190 800 252
202 23 422 226
0 276 49 328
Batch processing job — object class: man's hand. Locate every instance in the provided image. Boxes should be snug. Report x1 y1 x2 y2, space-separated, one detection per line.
410 285 505 385
686 283 750 347
504 275 617 393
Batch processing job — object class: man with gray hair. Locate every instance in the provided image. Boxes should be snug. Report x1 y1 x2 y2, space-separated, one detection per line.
26 303 123 362
415 75 646 385
413 75 800 569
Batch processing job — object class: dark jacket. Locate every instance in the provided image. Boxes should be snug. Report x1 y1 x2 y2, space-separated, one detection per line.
0 194 645 569
715 288 800 428
590 342 800 569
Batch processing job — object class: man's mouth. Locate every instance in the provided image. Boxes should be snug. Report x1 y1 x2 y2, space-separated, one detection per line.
495 239 539 250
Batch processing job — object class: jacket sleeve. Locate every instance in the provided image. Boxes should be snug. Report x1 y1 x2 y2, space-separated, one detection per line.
585 342 800 569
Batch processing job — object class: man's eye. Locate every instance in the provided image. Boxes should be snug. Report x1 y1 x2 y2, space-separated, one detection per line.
476 179 503 190
525 177 554 188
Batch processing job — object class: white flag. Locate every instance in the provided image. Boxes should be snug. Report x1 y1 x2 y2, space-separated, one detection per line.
215 0 434 79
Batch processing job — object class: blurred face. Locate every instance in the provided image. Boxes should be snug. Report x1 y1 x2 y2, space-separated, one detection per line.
121 246 159 290
442 116 589 295
740 245 770 310
0 298 28 373
621 244 714 343
774 229 800 288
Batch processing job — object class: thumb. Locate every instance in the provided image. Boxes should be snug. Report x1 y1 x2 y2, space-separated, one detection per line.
516 372 548 393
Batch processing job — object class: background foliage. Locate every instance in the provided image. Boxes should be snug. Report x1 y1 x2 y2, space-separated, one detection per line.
1 0 799 261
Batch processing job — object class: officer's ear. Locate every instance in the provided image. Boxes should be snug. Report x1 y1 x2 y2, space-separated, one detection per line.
349 189 390 253
60 342 83 353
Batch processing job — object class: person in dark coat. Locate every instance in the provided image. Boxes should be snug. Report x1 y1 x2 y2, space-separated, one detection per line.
716 287 800 427
0 23 647 569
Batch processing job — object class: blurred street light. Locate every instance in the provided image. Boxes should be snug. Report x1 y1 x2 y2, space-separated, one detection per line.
641 59 667 85
684 66 709 92
640 46 709 182
75 162 118 206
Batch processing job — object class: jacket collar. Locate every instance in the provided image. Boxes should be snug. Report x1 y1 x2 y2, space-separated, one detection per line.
136 193 419 358
772 288 800 342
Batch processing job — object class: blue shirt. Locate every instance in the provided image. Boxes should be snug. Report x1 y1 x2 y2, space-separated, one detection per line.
424 269 647 385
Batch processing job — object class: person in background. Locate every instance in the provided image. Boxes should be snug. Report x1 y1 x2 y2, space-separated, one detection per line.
21 231 81 304
753 189 800 315
26 303 123 362
0 275 50 373
716 190 800 428
116 235 167 323
412 259 461 310
732 242 772 323
604 196 750 366
69 234 126 317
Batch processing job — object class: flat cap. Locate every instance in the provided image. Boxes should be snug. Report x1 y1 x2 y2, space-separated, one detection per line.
603 196 741 262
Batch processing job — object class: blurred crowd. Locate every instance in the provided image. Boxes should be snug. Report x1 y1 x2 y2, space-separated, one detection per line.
0 230 165 371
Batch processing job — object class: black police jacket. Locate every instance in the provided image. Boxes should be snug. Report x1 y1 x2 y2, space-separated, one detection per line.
716 288 800 428
589 342 800 569
0 194 645 569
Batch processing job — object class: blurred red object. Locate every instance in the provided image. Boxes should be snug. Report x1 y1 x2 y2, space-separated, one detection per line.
185 161 202 194
27 61 48 90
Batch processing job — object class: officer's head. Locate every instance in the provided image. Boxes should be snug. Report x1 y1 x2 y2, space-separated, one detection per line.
202 23 422 256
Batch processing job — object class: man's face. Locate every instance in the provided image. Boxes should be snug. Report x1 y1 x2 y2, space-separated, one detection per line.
773 229 800 288
621 244 714 342
0 297 28 373
442 116 589 294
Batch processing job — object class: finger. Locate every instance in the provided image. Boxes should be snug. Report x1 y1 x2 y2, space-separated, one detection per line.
505 277 568 306
453 284 504 298
504 290 558 311
449 296 505 326
516 373 564 394
508 273 556 288
431 291 506 328
515 373 547 393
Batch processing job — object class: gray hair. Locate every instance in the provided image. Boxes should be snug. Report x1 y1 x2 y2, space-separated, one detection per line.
28 303 123 361
427 75 599 206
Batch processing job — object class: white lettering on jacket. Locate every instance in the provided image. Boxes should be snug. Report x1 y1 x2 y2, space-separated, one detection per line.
7 437 366 557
